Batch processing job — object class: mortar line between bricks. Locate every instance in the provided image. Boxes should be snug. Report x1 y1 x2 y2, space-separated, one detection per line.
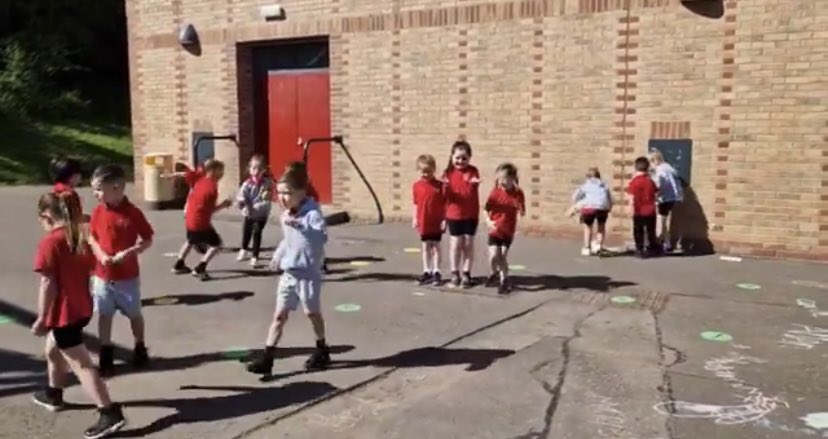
231 298 561 438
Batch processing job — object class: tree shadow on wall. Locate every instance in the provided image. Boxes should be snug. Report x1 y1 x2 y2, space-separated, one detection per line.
680 0 724 19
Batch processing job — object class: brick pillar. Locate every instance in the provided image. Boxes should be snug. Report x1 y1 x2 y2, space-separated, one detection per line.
457 28 469 140
712 0 738 234
528 17 544 224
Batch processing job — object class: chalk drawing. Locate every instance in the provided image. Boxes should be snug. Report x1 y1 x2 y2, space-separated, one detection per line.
736 282 761 291
779 324 828 350
801 413 828 431
755 418 822 436
654 353 786 425
796 299 828 318
610 295 637 305
587 392 667 439
792 280 828 290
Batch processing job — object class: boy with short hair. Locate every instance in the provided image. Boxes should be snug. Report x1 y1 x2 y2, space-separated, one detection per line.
247 164 330 375
88 164 154 375
626 157 659 258
172 160 233 280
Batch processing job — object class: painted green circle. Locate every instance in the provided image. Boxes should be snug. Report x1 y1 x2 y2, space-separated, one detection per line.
610 295 637 304
221 348 250 359
509 264 527 271
0 315 15 324
700 331 733 343
736 283 761 291
334 303 362 312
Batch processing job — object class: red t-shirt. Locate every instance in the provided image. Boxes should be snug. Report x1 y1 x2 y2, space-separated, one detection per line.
412 177 446 236
185 177 219 231
485 186 526 239
626 174 658 216
183 168 204 187
52 182 82 215
33 228 94 328
444 166 480 220
90 198 154 281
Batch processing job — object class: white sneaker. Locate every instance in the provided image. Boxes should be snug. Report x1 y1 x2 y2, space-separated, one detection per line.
591 241 602 254
250 257 259 267
581 247 591 256
237 250 250 261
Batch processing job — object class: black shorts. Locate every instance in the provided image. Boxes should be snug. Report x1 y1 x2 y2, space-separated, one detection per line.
658 202 677 216
446 219 478 237
580 210 609 226
421 233 443 242
51 318 90 350
488 235 513 249
187 227 223 248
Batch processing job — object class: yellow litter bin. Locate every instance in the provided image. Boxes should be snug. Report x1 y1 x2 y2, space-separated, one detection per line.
143 153 174 210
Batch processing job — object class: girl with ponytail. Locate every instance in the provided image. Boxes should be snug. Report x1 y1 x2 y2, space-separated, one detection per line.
31 191 127 438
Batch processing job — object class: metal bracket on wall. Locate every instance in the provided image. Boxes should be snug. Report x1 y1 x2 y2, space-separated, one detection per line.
301 136 384 225
192 134 239 167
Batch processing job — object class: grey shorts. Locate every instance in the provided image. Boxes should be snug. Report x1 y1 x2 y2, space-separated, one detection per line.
276 271 322 314
92 276 142 318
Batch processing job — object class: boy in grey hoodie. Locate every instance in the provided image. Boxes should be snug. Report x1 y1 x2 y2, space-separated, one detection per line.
571 168 613 255
247 164 330 375
236 155 273 266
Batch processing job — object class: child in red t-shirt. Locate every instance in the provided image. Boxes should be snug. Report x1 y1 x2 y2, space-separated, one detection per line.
443 140 481 289
412 154 446 286
31 191 126 438
172 160 233 280
88 164 154 375
626 156 660 257
50 157 90 222
484 163 526 294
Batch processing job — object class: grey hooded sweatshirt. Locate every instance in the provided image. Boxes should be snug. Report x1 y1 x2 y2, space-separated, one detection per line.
271 198 327 276
572 177 613 211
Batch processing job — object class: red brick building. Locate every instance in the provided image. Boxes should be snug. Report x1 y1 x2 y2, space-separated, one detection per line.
126 0 828 261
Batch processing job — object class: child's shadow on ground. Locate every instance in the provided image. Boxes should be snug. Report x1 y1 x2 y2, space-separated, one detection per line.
115 381 338 437
261 346 515 383
511 275 636 293
141 291 254 307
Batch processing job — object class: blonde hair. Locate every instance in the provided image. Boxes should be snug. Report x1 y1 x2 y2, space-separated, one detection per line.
648 150 664 164
38 192 85 255
416 154 436 171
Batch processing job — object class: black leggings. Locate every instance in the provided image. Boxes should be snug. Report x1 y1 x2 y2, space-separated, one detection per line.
241 218 267 258
632 215 658 252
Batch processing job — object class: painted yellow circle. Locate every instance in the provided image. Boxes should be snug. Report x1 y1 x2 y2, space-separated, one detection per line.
509 265 527 271
153 297 179 305
350 261 372 267
403 248 421 253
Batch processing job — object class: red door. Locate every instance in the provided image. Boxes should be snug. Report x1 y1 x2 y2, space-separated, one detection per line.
267 69 332 204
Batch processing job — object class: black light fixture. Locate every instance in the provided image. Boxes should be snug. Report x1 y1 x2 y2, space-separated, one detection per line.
178 24 198 47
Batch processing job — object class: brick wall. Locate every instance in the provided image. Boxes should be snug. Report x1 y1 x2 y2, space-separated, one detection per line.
127 0 828 261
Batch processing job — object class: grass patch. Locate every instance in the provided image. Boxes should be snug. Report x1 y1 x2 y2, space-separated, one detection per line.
0 114 133 185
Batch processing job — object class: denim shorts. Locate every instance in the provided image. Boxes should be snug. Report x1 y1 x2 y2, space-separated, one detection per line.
276 271 322 314
92 276 142 318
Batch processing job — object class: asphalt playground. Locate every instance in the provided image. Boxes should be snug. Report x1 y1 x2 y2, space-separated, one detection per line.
0 185 826 439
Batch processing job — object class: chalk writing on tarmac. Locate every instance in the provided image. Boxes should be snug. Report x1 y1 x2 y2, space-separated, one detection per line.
587 392 667 439
779 324 828 350
654 353 787 425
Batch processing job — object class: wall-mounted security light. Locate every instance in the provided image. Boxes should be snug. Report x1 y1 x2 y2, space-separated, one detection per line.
260 4 286 21
178 24 198 46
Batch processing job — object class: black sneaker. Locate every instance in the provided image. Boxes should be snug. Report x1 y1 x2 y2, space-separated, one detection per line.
83 404 126 439
416 272 432 285
431 271 443 286
192 263 210 281
171 260 190 275
485 273 499 288
304 347 331 370
132 343 149 369
246 352 274 375
98 345 115 377
32 387 63 411
461 272 473 289
322 260 330 274
450 271 461 288
497 278 512 295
